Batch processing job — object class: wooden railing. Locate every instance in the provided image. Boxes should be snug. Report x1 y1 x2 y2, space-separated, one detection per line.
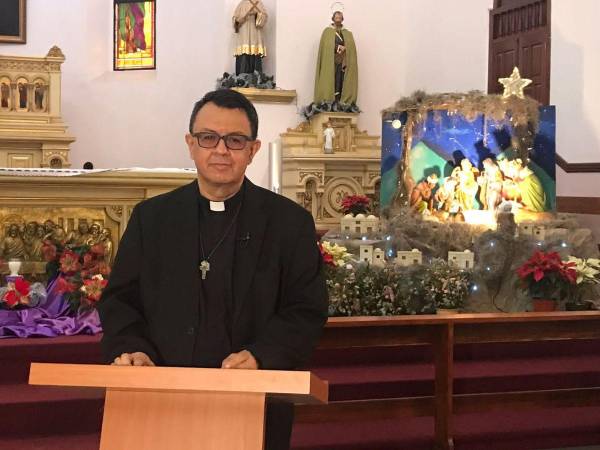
297 312 600 450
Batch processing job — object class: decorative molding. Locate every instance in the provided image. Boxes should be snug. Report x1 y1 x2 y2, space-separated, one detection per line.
368 172 380 182
105 205 124 223
556 154 600 173
556 196 600 215
300 171 324 184
232 88 297 104
0 60 62 72
46 46 65 59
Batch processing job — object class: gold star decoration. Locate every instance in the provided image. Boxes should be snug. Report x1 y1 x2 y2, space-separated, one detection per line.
498 67 532 99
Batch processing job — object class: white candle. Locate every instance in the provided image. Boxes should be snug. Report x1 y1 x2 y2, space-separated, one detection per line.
269 141 282 194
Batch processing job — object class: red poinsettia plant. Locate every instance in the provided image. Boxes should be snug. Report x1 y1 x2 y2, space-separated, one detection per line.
341 194 371 215
516 250 577 300
1 277 32 309
43 241 110 311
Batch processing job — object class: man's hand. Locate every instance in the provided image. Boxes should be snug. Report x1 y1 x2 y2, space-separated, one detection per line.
112 352 155 366
221 350 258 369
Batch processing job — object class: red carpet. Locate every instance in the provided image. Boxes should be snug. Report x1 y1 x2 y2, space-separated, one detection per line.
0 335 599 449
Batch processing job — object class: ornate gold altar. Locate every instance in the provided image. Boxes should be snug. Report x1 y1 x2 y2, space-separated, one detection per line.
280 112 380 230
0 169 195 277
0 46 75 168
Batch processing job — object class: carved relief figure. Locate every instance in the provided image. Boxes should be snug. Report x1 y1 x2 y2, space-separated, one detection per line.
22 221 39 258
1 82 10 109
1 224 27 260
29 225 46 261
100 228 114 262
86 223 102 245
67 220 91 247
34 83 45 111
18 82 27 109
43 219 67 244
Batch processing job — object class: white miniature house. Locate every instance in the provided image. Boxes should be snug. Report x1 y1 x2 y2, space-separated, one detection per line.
518 222 534 237
533 225 546 241
394 249 422 267
341 214 380 235
448 250 475 269
360 245 374 264
373 248 385 267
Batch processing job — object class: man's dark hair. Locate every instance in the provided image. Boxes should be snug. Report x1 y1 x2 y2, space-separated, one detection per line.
188 89 259 139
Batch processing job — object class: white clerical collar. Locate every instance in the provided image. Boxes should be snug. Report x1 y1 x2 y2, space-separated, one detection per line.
209 201 225 212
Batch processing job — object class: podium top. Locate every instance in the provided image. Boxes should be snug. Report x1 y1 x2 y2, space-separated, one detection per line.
29 363 327 404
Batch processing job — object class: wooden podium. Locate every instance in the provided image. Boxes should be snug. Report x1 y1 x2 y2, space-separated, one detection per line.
29 363 328 450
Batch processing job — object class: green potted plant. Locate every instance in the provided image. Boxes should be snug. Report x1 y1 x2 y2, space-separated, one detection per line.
425 259 472 314
516 250 577 311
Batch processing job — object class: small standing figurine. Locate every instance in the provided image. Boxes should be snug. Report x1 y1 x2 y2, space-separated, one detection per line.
233 0 268 75
323 122 335 154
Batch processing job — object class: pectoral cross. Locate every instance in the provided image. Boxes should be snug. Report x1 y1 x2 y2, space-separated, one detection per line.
199 260 210 280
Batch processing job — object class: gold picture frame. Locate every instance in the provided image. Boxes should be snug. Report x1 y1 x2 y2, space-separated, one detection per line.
113 0 156 71
0 0 26 44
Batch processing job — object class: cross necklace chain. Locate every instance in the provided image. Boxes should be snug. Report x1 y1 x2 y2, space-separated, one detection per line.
198 203 242 280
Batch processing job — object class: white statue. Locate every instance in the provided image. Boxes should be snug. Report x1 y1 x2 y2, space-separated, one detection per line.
323 122 335 154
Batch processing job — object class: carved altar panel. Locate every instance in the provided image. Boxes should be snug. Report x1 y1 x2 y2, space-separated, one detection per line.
0 207 118 278
280 112 381 230
0 169 196 276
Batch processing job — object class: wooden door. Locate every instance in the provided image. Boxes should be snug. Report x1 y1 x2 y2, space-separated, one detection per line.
488 0 551 104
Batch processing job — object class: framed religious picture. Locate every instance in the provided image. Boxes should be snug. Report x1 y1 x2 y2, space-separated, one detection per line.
113 0 156 70
0 0 26 44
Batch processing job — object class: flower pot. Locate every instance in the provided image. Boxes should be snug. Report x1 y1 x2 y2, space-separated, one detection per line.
565 301 591 311
532 298 557 312
436 308 459 315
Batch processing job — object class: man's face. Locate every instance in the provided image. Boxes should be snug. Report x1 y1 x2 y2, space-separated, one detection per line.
333 12 344 26
78 222 89 234
9 225 18 237
185 103 260 192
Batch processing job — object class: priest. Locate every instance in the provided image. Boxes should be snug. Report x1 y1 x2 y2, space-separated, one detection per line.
97 89 329 450
314 10 358 104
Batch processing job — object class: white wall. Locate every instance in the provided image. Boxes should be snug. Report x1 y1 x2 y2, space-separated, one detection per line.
0 0 229 171
551 0 600 195
0 0 491 186
551 0 600 164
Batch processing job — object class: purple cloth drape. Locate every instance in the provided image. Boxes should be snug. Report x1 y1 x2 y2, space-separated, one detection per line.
0 277 102 338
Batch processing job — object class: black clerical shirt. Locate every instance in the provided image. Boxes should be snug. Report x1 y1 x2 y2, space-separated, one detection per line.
192 184 244 368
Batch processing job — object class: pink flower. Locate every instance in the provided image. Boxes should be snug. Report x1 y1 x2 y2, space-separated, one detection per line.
59 250 81 274
56 276 77 294
82 276 108 303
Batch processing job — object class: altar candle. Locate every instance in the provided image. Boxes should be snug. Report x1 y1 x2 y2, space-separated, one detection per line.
269 141 282 194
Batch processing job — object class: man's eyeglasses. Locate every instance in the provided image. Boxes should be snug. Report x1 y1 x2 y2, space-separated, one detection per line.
191 131 253 151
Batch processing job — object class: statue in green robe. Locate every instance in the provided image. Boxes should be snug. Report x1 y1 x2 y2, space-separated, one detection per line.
314 11 358 105
513 160 546 212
